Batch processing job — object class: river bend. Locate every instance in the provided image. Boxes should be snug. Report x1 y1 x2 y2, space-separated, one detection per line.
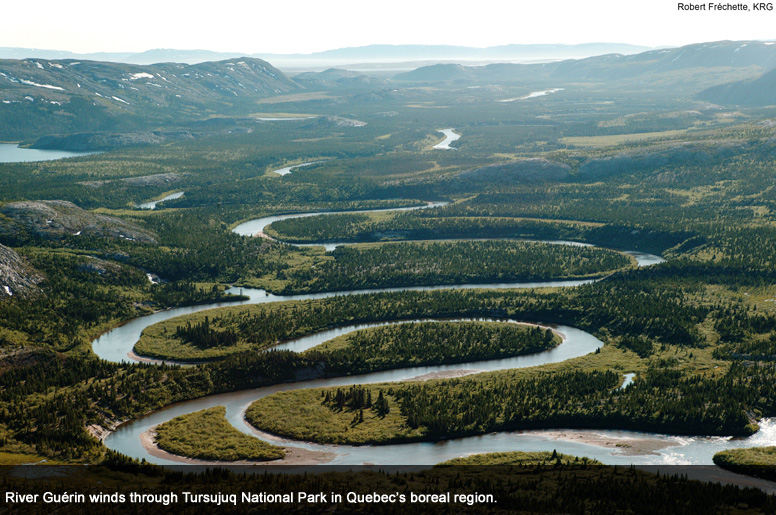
94 203 761 468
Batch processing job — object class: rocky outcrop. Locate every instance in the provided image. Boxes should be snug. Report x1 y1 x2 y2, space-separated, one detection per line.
305 115 366 128
32 131 196 151
79 172 186 188
0 200 157 243
0 243 41 297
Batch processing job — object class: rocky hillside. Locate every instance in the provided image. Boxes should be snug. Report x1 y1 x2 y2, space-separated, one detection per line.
0 200 156 243
0 57 302 139
31 130 198 151
698 67 776 106
0 244 41 297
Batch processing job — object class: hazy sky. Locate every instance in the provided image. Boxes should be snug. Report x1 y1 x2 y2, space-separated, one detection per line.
2 0 774 54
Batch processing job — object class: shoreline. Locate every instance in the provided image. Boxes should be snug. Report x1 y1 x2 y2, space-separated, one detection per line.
240 424 682 458
126 349 205 366
537 429 681 456
129 318 566 366
140 427 336 466
406 369 481 381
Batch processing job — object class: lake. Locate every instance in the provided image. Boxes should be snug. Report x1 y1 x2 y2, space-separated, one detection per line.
0 143 100 163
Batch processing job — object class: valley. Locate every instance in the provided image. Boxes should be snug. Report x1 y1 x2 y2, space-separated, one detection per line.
3 36 776 510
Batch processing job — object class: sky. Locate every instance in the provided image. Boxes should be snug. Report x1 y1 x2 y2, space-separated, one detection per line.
2 0 774 54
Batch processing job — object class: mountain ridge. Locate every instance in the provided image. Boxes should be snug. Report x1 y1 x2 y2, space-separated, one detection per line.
0 43 655 66
393 41 776 86
0 57 301 139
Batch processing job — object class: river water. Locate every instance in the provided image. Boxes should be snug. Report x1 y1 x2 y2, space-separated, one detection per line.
231 201 449 238
433 129 460 150
94 205 774 468
137 192 185 210
499 88 564 103
102 306 776 466
271 160 326 176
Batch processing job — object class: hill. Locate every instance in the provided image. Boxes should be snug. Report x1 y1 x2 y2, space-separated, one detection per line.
393 41 776 88
0 201 157 244
0 57 301 139
697 67 776 106
291 68 388 89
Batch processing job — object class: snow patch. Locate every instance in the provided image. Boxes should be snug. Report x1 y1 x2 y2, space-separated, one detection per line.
49 63 64 69
129 72 154 80
671 49 686 63
19 79 65 91
3 286 12 296
34 61 44 69
112 96 129 104
24 96 33 101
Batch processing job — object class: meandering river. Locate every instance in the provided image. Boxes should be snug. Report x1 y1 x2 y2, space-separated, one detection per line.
499 88 564 103
232 201 449 239
433 129 460 150
92 203 775 469
137 192 185 210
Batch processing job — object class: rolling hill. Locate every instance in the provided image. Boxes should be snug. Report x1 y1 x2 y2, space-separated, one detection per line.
291 68 388 89
697 66 776 106
0 57 301 139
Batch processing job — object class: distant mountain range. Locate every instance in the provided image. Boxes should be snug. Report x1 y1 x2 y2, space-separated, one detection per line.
2 40 775 141
0 43 654 67
393 41 776 86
